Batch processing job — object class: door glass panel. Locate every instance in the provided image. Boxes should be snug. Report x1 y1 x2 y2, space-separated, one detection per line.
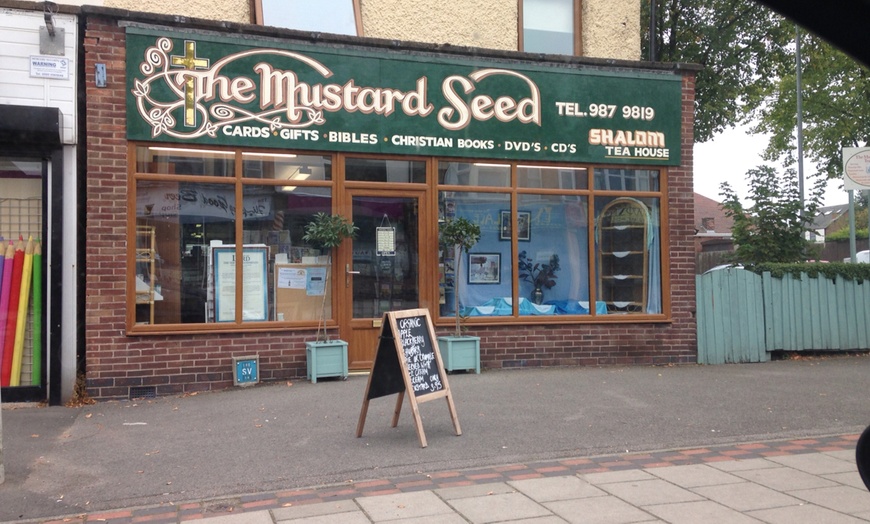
351 196 418 318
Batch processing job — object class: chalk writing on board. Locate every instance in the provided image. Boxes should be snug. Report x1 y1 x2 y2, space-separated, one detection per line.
397 316 442 395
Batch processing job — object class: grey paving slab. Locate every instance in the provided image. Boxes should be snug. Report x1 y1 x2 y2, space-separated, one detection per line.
646 463 744 488
707 458 782 472
367 514 469 524
731 465 839 491
495 517 568 524
824 450 858 461
582 469 657 485
643 500 764 524
434 481 515 499
544 496 659 524
789 485 870 514
691 481 804 512
765 453 856 475
271 499 359 520
509 475 607 502
276 510 371 524
355 491 454 521
748 503 868 524
824 471 867 490
447 492 552 524
597 478 704 506
196 512 276 524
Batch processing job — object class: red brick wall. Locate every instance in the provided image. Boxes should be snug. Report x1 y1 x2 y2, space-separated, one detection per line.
83 15 697 401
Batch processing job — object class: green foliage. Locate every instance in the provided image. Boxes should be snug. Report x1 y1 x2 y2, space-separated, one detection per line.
827 228 869 241
747 36 870 180
642 0 870 180
641 0 792 142
303 212 358 250
824 207 869 240
720 165 824 264
439 217 481 253
302 213 357 342
744 262 870 283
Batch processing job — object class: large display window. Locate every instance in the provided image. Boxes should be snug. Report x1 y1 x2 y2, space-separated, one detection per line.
131 146 333 329
129 144 668 333
438 163 663 319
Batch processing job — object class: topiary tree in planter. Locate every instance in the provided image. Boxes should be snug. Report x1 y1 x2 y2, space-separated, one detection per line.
303 212 358 342
439 217 481 337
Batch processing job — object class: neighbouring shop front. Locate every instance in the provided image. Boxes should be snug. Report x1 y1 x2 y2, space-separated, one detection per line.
84 10 698 401
0 4 78 405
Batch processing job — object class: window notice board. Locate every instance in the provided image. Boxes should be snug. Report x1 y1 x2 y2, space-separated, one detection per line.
356 308 461 448
274 263 332 322
212 245 269 322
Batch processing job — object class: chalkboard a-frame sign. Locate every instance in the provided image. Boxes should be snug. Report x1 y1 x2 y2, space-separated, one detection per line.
356 308 462 448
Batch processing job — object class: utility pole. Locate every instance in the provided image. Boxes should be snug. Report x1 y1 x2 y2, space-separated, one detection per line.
796 25 805 210
648 0 657 61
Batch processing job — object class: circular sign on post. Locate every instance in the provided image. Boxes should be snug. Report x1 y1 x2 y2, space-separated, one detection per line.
843 147 870 190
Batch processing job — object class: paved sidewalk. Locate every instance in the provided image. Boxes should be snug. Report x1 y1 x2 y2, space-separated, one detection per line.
40 434 870 523
6 359 870 523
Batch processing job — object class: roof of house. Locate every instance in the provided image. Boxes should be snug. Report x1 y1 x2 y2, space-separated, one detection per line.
694 193 734 235
811 204 850 230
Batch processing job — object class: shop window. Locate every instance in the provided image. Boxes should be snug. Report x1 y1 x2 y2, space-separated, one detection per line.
516 193 591 314
438 190 512 319
595 196 661 314
520 0 581 55
518 165 587 189
438 162 510 187
241 153 332 182
594 168 659 191
255 0 362 36
137 146 235 176
132 146 333 329
345 157 426 183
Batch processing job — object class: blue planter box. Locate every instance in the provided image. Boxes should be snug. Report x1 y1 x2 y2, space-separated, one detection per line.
437 336 480 374
306 340 348 383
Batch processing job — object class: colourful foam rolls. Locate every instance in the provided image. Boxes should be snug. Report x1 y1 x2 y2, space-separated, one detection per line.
0 241 12 385
11 236 34 386
1 238 23 386
31 239 42 386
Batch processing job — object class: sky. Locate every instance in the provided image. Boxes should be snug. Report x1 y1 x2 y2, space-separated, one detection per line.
694 124 849 208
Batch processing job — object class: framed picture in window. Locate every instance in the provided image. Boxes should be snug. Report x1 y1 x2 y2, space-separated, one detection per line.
500 210 531 241
468 253 500 284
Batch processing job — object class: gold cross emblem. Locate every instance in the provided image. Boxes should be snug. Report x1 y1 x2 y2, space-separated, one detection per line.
170 40 210 127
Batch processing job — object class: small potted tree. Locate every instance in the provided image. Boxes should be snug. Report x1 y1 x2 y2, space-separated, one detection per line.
437 217 482 373
302 212 357 382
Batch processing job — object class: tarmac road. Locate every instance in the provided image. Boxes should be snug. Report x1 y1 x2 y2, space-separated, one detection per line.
1 355 869 522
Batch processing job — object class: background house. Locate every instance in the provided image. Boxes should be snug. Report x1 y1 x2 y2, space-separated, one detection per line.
809 203 850 243
694 193 734 272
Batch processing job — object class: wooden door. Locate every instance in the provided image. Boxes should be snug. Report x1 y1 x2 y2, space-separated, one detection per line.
342 192 424 370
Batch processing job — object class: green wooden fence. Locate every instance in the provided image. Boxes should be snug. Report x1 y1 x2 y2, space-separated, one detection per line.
696 269 870 364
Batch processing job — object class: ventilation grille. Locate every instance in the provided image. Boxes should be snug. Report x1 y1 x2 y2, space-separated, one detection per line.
129 386 156 400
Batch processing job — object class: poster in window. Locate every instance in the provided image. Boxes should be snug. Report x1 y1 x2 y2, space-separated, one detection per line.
500 210 531 241
213 245 269 322
468 253 500 284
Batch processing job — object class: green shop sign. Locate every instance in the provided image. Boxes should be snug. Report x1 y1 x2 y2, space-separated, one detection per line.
126 28 682 165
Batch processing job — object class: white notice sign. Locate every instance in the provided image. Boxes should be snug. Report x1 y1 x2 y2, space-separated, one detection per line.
30 56 70 80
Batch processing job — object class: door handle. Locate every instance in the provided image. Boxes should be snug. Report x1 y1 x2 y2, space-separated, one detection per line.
346 264 360 288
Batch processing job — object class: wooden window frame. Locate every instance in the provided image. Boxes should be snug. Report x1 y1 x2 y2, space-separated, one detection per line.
518 0 583 56
251 0 364 37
